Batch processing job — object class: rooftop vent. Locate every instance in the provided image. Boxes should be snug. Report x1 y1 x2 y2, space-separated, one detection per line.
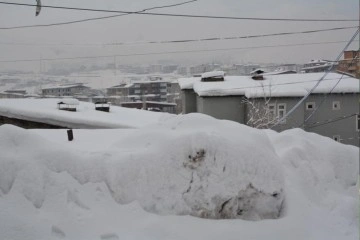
57 99 79 112
251 74 264 80
201 71 225 82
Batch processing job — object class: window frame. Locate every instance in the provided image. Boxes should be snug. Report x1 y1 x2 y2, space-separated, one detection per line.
306 102 315 110
277 103 287 124
332 101 340 110
356 114 360 132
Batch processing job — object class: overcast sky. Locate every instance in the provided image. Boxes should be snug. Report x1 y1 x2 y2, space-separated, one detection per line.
0 0 358 71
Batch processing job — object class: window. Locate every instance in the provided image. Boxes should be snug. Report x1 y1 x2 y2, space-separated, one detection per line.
357 114 360 131
332 101 340 110
333 135 341 142
306 102 315 110
277 103 286 124
267 103 276 119
134 90 140 94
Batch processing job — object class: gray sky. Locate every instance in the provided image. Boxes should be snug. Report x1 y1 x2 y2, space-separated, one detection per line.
0 0 358 71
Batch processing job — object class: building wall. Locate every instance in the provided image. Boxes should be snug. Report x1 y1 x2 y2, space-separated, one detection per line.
247 94 359 146
181 89 197 114
197 96 246 123
245 97 305 131
304 93 359 146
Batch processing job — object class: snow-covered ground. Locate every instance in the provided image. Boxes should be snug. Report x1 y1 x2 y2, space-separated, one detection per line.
0 98 173 128
0 113 358 240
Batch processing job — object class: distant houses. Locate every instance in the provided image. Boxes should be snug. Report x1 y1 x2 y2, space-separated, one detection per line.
41 83 90 97
107 77 181 113
301 60 334 73
179 71 360 146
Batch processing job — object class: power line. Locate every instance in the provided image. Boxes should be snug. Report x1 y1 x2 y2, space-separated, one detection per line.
0 26 356 46
270 28 360 128
0 0 198 30
106 26 358 46
306 113 358 129
299 53 359 128
0 39 359 63
0 1 358 22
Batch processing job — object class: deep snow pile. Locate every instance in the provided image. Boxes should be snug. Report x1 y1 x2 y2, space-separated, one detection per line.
0 114 358 240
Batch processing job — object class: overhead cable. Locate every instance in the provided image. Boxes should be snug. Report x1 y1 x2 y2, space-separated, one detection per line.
0 0 198 30
300 54 360 128
270 28 360 128
0 39 359 63
0 1 357 22
0 26 356 45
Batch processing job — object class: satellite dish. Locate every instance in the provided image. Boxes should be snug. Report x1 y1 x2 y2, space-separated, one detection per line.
35 0 41 16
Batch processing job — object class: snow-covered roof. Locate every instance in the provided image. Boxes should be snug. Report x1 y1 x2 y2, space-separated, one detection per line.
201 71 225 79
0 98 173 129
42 83 88 90
57 99 79 105
178 72 360 98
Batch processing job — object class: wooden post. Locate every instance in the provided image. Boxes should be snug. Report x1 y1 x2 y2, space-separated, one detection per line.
67 129 74 141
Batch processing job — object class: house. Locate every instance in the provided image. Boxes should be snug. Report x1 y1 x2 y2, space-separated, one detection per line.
107 80 170 102
42 83 90 97
0 90 27 99
301 60 336 73
337 50 359 78
120 101 177 113
179 71 359 146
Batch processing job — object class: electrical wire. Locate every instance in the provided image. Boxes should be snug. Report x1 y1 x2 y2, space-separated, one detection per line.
0 0 198 30
270 28 360 128
306 113 357 129
0 39 359 63
299 53 359 128
0 26 356 46
0 1 358 22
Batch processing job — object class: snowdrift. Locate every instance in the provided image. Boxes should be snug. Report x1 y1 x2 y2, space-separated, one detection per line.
0 113 358 240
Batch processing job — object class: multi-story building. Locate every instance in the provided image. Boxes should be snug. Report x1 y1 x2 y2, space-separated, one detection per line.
337 50 359 78
42 83 90 97
107 79 170 102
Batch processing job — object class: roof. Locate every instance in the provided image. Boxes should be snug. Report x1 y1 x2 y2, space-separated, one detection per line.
42 83 88 90
57 99 80 105
178 72 360 98
0 98 173 129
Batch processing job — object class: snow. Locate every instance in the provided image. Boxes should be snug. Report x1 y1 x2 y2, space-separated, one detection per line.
178 72 360 98
0 113 358 240
58 98 80 105
0 98 173 129
201 71 225 79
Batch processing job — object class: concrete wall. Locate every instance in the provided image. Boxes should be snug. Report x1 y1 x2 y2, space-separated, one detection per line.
304 93 359 146
181 89 197 114
197 96 246 123
248 97 305 132
248 93 359 146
